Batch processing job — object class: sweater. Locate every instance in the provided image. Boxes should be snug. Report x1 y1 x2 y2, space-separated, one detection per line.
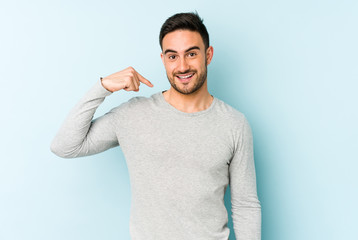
50 79 261 240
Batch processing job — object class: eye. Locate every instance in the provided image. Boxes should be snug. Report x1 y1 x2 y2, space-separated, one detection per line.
187 52 197 57
168 55 176 60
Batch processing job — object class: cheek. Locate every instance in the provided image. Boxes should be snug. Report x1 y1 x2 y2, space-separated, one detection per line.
192 58 204 68
192 63 202 72
165 63 176 74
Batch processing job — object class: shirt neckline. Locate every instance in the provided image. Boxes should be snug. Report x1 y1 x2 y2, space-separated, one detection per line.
156 90 217 117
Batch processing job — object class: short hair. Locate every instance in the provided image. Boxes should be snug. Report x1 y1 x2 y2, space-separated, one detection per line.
159 12 210 50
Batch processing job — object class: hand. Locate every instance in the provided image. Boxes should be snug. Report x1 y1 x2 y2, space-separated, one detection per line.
101 67 154 93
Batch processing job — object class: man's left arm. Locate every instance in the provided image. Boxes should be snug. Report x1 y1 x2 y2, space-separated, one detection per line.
229 116 261 239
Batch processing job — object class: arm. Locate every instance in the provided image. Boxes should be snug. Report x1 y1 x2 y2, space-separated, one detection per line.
50 79 119 158
229 116 261 239
50 67 154 159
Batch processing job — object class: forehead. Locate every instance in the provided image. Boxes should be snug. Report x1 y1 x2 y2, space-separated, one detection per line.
162 30 205 52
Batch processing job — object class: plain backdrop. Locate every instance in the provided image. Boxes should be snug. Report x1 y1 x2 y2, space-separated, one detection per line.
0 0 357 239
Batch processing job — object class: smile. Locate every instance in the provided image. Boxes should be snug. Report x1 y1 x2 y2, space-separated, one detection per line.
176 73 194 83
177 73 194 79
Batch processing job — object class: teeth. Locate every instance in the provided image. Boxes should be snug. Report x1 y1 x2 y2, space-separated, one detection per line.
178 74 193 79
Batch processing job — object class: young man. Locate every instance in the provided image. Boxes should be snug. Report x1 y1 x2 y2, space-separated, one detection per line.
51 12 261 240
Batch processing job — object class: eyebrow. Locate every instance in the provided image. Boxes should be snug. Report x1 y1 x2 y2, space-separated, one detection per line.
164 46 200 55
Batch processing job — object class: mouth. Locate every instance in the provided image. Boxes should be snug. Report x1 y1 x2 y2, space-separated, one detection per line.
176 73 195 83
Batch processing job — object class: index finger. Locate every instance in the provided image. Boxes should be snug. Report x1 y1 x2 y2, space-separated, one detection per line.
136 71 154 87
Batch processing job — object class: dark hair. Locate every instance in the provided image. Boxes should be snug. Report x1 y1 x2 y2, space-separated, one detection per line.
159 12 210 50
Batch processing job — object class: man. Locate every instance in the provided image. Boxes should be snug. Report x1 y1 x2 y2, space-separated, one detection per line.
51 12 261 240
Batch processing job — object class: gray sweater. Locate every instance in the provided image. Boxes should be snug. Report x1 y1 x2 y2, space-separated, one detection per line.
50 79 261 240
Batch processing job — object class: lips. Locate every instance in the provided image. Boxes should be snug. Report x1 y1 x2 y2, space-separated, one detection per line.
176 73 195 83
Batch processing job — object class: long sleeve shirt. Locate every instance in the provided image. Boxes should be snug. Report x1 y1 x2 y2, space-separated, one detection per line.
50 79 261 240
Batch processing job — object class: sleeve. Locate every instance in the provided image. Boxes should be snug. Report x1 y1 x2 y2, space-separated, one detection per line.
50 79 120 158
229 116 261 239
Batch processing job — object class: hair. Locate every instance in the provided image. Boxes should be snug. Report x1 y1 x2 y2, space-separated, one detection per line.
159 12 210 50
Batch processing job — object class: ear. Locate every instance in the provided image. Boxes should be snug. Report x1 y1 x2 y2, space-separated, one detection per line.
206 46 214 66
161 52 166 65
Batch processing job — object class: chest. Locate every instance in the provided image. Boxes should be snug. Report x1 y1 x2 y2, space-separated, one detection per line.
117 114 235 175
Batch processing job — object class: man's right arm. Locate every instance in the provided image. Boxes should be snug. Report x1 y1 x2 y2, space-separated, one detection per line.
50 67 154 158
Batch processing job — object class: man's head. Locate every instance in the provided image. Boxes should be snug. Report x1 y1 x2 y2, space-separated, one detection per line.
159 12 210 51
159 12 213 95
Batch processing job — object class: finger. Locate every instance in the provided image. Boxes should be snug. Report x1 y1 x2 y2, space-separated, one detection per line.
132 74 140 91
134 72 141 89
136 72 154 87
130 76 140 91
122 78 134 91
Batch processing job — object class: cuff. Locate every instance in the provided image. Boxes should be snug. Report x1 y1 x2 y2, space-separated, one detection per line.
97 78 113 96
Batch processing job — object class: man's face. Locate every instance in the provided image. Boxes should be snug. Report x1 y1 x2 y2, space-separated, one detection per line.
161 30 213 95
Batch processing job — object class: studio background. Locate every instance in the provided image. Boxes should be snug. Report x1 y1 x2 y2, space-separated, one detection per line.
0 0 357 239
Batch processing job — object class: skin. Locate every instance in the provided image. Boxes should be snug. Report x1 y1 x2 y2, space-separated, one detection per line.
100 66 153 93
101 29 214 113
160 30 214 113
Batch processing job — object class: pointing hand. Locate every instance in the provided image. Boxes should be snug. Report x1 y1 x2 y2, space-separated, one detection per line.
101 67 154 93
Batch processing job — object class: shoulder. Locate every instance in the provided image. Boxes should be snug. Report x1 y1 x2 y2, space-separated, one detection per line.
212 98 253 154
213 97 253 143
214 97 249 127
214 98 254 153
123 95 151 108
108 93 158 115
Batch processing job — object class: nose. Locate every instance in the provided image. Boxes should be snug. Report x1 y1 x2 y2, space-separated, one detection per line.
178 57 190 73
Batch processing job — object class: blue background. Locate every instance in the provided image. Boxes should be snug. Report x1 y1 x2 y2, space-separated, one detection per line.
0 0 357 239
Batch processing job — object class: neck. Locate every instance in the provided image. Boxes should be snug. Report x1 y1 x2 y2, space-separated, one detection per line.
162 82 213 113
